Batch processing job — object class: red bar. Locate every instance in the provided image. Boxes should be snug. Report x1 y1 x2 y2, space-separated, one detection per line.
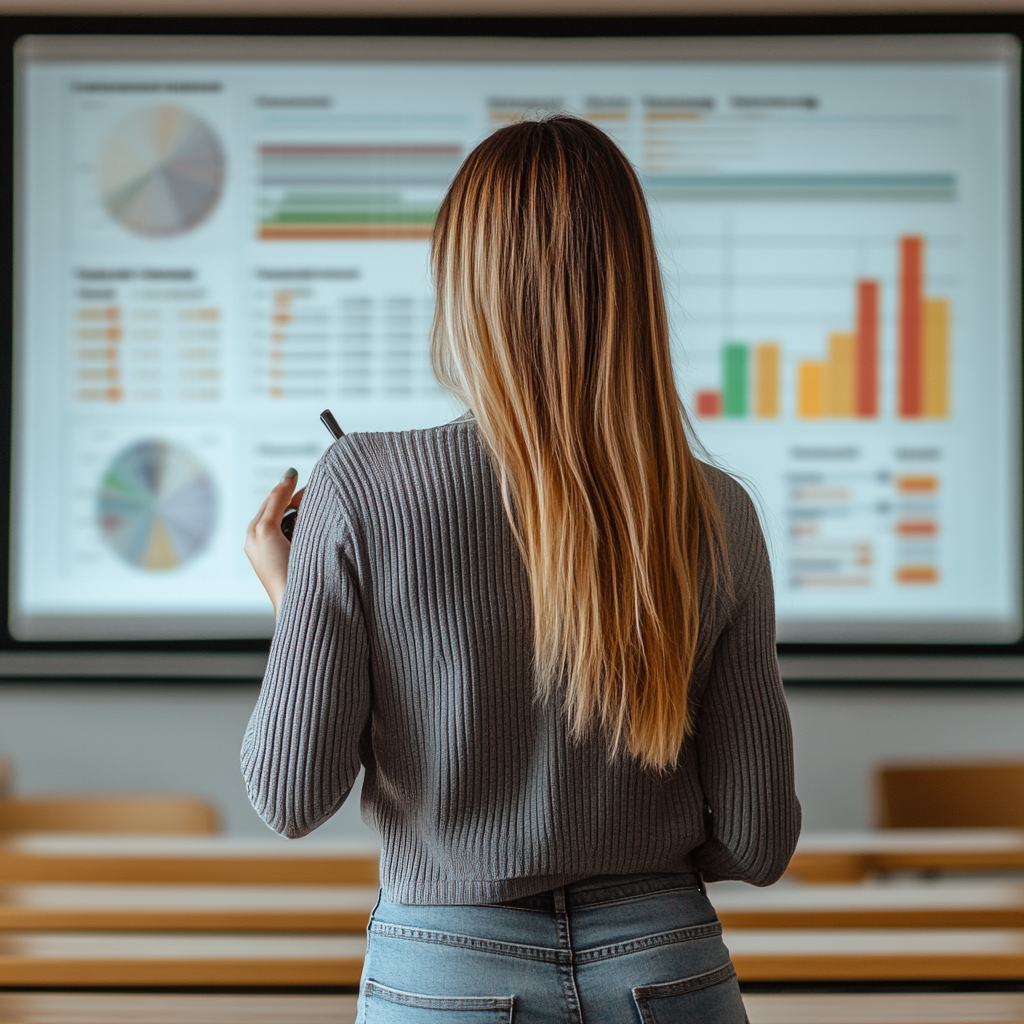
695 390 722 417
898 236 924 417
855 280 880 417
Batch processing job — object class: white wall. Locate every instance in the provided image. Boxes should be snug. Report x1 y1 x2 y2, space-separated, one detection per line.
0 683 376 842
0 682 1022 836
786 687 1024 828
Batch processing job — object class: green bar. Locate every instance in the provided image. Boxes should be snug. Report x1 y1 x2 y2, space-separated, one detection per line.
723 343 748 417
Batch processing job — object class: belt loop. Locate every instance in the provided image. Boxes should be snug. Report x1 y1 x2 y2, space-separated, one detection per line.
553 885 567 914
696 872 707 897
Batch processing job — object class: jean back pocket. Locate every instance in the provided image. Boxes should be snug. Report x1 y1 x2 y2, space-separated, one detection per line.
632 962 747 1024
363 979 514 1022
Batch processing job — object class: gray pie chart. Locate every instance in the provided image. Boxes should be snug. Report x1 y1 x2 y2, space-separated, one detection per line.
98 105 225 237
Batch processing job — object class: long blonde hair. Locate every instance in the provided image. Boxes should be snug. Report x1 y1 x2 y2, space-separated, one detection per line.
431 116 724 770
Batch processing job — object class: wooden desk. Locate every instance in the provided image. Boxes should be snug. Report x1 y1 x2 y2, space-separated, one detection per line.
727 927 1024 981
0 837 380 886
0 992 358 1023
0 932 365 986
742 992 1024 1024
711 879 1024 929
0 883 378 932
789 830 1024 882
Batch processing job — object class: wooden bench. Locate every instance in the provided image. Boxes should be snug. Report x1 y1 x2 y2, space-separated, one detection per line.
711 878 1024 929
0 988 1020 1023
727 927 1024 981
743 991 1024 1023
0 882 378 931
0 932 365 986
0 992 358 1023
0 836 379 885
788 829 1024 882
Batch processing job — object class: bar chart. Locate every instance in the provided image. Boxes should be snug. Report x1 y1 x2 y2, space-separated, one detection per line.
693 236 950 422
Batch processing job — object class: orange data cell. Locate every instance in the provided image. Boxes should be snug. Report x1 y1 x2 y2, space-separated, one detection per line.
272 313 292 326
76 347 119 362
77 386 124 402
896 565 940 584
75 306 121 321
896 519 939 538
180 307 221 322
896 475 940 494
76 367 120 382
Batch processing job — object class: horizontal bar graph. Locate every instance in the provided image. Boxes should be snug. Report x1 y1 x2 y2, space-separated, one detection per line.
258 144 463 241
694 235 949 421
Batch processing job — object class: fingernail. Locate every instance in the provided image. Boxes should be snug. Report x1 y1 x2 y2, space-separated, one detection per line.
281 468 297 483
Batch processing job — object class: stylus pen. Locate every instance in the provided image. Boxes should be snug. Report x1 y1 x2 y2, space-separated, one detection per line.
280 408 345 540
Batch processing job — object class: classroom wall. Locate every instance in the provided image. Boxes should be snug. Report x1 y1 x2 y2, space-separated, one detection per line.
0 682 1021 837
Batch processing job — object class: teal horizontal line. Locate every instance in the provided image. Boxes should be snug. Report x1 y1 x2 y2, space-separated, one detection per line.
644 173 956 202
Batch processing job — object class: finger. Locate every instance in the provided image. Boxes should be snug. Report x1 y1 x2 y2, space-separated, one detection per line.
247 494 271 533
286 486 306 512
256 470 299 531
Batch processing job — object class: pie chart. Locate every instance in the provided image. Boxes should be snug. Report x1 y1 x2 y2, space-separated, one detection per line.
97 440 217 572
98 105 225 237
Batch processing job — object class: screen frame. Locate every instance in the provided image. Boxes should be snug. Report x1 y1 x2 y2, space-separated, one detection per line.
2 11 1023 683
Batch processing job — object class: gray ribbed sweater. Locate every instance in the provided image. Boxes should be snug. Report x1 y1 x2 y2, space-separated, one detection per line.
242 418 800 904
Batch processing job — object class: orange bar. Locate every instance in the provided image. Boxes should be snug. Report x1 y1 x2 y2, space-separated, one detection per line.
898 236 924 417
856 280 880 417
797 361 826 418
825 332 856 417
896 519 939 537
896 475 939 495
923 297 950 418
896 565 939 584
754 343 781 418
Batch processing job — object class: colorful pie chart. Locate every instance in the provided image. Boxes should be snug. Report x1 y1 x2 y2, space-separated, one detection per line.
98 105 225 237
97 440 217 572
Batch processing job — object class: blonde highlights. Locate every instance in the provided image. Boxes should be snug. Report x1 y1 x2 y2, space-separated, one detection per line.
431 117 723 770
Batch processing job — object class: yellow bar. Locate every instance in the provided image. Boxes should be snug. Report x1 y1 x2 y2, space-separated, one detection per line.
923 297 949 418
797 361 826 418
754 343 781 418
825 331 856 418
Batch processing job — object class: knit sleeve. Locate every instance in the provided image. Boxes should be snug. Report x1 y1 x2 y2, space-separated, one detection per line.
691 483 801 885
240 459 371 839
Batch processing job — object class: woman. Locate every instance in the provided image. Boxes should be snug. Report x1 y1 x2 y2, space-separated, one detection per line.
243 116 800 1023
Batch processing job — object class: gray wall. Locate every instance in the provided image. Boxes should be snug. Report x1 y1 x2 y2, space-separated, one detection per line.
0 682 1022 836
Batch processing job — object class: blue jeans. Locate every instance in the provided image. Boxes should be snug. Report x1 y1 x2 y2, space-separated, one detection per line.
355 872 748 1023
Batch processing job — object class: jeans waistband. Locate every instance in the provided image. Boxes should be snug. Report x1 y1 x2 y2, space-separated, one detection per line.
491 872 702 913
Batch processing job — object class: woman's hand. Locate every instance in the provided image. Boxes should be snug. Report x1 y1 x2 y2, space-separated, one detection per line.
245 469 305 616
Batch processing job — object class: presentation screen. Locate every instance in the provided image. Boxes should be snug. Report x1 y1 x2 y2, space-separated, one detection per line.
10 33 1022 642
